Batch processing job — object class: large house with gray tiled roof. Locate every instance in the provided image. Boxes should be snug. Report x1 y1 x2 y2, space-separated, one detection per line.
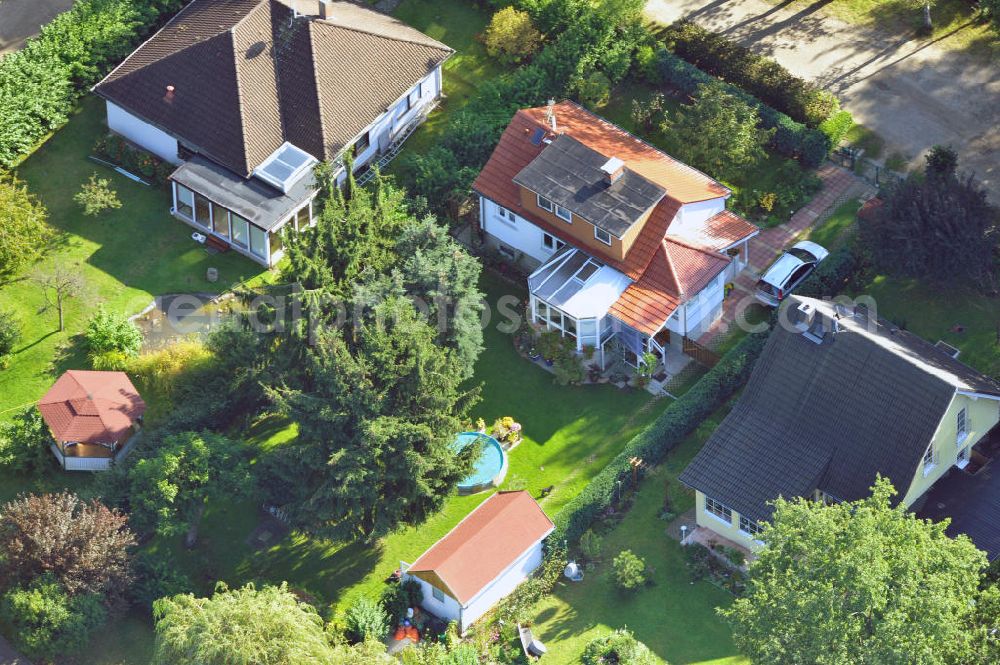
680 296 1000 555
93 0 451 267
473 100 759 369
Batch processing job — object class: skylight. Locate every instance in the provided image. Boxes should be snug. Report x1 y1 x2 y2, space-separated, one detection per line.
253 142 316 193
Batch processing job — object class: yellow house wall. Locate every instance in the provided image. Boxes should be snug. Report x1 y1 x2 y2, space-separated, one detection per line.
693 393 999 550
694 491 762 551
901 392 1000 507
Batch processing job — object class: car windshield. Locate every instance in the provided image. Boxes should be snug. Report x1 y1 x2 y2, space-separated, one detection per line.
756 280 778 295
788 247 817 262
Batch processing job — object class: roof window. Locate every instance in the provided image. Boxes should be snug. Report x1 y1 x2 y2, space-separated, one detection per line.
254 142 316 193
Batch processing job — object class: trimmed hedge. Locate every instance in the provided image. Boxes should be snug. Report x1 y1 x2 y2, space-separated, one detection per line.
644 47 830 168
551 240 868 547
661 21 839 128
550 330 769 545
0 0 186 167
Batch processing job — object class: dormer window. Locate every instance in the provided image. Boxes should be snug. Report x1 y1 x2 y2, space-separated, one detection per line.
555 205 572 222
594 227 612 245
254 142 316 193
537 194 554 212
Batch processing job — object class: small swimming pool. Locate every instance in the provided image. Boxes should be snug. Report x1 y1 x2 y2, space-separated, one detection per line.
453 432 509 494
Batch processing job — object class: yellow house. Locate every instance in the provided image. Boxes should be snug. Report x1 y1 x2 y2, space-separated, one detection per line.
680 296 1000 555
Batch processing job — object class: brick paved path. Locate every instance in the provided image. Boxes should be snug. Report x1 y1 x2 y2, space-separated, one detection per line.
698 163 876 348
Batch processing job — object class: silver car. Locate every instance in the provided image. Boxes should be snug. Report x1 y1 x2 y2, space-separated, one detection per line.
754 240 830 307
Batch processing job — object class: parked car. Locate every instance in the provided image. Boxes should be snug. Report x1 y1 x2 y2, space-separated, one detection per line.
754 240 830 307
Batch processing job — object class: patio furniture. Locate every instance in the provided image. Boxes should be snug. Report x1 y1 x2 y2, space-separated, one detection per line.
518 624 547 659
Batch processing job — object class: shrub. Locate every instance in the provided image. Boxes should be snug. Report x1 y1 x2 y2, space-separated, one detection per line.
85 306 143 359
0 574 108 661
579 528 603 561
581 628 657 665
74 172 122 216
127 340 214 404
0 170 55 279
643 47 830 167
662 21 840 128
379 580 422 625
0 306 22 364
818 110 855 149
344 595 389 643
483 7 543 64
0 0 187 167
0 407 54 475
613 549 646 591
574 69 612 108
93 133 173 185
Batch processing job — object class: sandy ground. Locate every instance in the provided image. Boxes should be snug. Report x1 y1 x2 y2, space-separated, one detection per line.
646 0 999 193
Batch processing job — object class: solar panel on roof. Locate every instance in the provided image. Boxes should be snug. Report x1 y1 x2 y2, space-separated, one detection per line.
530 128 545 146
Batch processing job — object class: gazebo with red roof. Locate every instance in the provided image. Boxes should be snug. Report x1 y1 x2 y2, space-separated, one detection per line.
38 370 146 471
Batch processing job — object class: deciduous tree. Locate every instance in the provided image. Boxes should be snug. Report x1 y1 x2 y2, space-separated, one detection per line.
0 407 53 475
582 629 658 665
666 83 773 183
0 170 54 279
721 477 986 664
32 260 87 332
0 491 135 597
483 7 543 64
125 431 251 546
152 583 336 665
859 146 998 293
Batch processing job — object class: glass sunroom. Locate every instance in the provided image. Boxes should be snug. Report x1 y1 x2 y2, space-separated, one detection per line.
169 155 317 267
527 247 629 354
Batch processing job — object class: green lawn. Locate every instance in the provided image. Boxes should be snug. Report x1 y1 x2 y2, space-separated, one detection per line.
858 277 1000 378
0 96 265 418
528 400 746 665
802 198 862 249
390 0 500 154
82 272 669 661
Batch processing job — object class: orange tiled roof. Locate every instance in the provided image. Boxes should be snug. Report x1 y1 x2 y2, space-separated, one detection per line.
38 371 145 444
473 100 753 334
610 239 729 335
407 491 554 605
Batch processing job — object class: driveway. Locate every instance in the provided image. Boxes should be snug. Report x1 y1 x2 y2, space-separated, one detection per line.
0 0 75 54
645 0 999 194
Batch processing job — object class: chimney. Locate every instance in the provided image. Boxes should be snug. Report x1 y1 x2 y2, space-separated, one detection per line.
164 84 175 103
600 157 625 186
545 99 557 132
318 0 332 19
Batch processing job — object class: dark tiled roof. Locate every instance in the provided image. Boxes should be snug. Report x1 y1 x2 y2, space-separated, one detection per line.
680 296 1000 522
93 0 451 176
512 134 666 237
918 464 1000 560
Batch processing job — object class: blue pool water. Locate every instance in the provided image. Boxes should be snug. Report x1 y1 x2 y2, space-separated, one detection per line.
454 432 506 490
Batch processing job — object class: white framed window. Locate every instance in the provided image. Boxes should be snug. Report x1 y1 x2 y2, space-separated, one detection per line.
922 442 936 475
174 184 195 219
555 205 572 223
705 496 733 524
230 213 249 248
406 86 421 111
249 224 268 259
739 515 763 538
542 232 565 253
431 586 444 602
957 407 968 444
496 205 516 226
537 194 554 212
594 227 612 245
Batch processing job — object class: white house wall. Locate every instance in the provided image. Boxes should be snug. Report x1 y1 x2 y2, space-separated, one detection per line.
458 540 545 632
353 64 444 169
480 196 554 265
106 101 180 164
669 197 727 237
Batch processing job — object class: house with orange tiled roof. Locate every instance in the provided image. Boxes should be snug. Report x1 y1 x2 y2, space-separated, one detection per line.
473 100 759 369
401 491 554 633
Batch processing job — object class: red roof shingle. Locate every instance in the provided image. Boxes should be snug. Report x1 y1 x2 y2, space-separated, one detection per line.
38 371 145 444
407 491 554 605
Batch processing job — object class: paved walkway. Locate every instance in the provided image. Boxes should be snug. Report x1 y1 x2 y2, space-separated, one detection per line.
0 636 30 665
0 0 75 54
645 0 999 196
698 163 875 347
